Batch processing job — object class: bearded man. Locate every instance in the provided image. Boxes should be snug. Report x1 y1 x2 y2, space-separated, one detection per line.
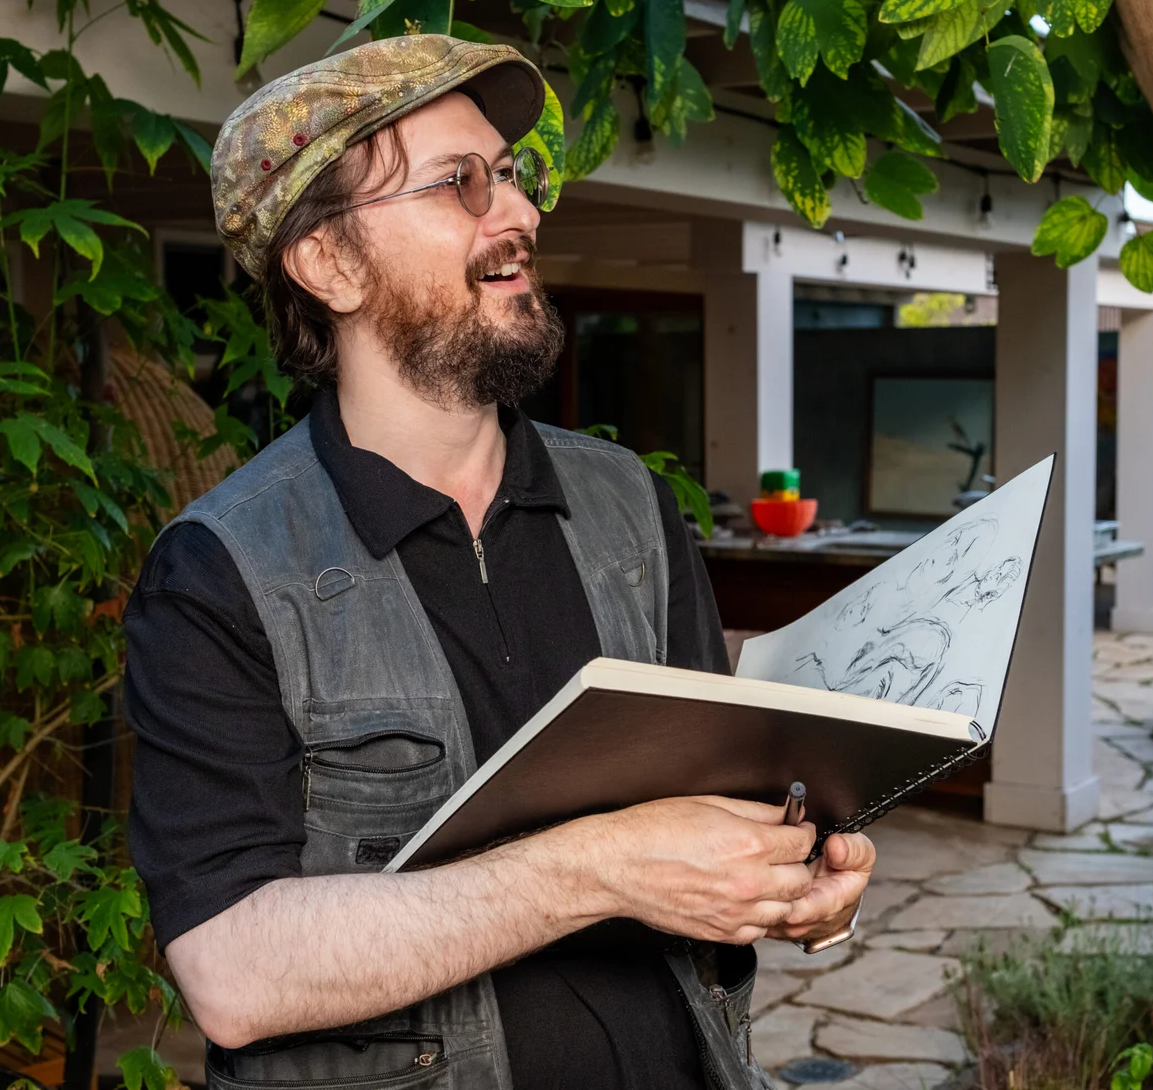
125 35 874 1090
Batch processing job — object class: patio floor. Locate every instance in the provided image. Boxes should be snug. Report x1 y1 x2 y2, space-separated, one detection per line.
748 628 1153 1089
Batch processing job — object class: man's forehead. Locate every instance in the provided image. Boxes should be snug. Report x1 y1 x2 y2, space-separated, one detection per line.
402 91 509 166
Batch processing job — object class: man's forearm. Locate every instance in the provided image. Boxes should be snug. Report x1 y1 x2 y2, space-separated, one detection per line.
167 829 612 1049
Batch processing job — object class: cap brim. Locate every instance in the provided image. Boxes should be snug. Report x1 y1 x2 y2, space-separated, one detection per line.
460 59 545 145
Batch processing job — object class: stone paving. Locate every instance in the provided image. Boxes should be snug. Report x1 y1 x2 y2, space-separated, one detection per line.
748 630 1153 1088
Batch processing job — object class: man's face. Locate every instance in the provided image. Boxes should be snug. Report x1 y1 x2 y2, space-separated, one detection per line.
335 92 562 408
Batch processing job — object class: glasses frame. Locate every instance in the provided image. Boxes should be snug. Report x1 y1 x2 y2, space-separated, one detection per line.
339 146 549 219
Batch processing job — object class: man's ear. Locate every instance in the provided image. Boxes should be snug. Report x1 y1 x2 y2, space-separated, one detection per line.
282 229 364 315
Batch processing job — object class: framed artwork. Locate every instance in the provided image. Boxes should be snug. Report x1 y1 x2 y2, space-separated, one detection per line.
867 375 995 518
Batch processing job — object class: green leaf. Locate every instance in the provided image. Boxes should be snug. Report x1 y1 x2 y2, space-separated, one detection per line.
864 149 939 218
327 0 395 54
42 840 97 881
936 54 978 122
173 119 212 173
4 199 145 280
79 885 142 951
131 108 176 174
514 80 565 211
238 0 329 76
1129 170 1153 203
0 895 43 962
565 96 620 181
571 52 617 120
0 979 56 1052
31 583 87 635
71 688 106 726
0 540 36 576
1120 232 1153 293
20 414 96 480
0 842 29 875
725 0 746 49
645 0 686 118
792 69 867 176
118 1046 177 1090
915 0 1003 70
449 19 494 41
1082 124 1127 193
987 35 1054 184
0 416 41 474
747 0 790 100
772 126 831 228
366 0 453 38
15 646 54 691
778 0 867 83
1047 0 1113 36
1030 194 1108 266
55 647 93 683
879 0 969 20
0 715 31 750
0 39 47 91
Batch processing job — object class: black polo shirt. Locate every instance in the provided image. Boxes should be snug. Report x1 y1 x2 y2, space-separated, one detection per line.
124 387 729 1089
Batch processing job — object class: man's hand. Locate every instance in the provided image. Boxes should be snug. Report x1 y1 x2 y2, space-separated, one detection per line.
568 795 817 945
762 831 876 944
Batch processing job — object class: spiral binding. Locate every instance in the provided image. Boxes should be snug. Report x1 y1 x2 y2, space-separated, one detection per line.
808 739 993 860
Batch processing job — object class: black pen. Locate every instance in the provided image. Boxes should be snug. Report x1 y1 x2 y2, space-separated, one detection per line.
784 781 806 826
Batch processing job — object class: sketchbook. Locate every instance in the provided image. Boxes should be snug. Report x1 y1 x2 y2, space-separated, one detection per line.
387 456 1054 872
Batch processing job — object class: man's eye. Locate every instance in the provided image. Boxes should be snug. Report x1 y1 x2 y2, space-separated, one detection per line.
493 166 515 184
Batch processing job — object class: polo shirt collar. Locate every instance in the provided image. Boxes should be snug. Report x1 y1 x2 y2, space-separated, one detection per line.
309 386 570 559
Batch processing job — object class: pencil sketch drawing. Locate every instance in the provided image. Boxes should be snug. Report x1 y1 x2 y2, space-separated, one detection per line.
736 456 1054 736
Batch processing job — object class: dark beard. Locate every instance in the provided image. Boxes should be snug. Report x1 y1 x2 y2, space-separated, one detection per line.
367 236 564 410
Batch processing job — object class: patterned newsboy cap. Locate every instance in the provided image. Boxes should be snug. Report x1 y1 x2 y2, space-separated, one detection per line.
211 34 545 279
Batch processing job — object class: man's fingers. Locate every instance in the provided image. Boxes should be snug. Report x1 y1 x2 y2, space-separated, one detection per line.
696 796 787 825
822 832 876 874
784 871 868 927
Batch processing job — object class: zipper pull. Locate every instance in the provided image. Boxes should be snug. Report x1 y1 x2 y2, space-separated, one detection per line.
709 984 739 1036
302 748 313 811
472 538 489 584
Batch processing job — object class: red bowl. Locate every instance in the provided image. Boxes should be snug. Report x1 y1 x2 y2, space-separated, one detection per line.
750 498 818 537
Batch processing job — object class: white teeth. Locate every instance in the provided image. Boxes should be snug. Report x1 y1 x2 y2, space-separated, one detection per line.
500 263 520 276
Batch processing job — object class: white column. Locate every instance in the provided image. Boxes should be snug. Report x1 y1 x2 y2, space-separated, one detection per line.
984 252 1100 832
1112 310 1153 632
754 267 794 474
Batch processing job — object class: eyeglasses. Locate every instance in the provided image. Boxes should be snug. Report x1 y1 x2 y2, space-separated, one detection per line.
341 147 549 219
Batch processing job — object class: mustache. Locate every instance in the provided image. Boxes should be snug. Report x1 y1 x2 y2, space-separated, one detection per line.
466 235 538 285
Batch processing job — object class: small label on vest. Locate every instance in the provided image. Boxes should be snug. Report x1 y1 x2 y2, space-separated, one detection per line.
356 836 402 866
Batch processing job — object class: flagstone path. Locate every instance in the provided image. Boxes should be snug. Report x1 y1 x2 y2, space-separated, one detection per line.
748 630 1153 1088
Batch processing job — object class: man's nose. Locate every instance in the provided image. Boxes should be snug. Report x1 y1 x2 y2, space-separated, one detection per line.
488 174 542 235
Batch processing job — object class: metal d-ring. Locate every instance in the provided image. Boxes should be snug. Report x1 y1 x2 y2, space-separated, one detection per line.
314 566 354 600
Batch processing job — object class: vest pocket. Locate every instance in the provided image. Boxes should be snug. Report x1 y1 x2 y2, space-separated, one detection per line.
206 1032 452 1089
301 730 452 876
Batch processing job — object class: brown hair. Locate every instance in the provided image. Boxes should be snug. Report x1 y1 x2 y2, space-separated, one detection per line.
261 125 409 387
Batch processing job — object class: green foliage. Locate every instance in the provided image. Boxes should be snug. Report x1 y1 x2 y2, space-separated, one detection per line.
1112 1043 1153 1090
864 149 939 219
238 0 331 76
514 81 566 210
949 925 1153 1089
777 0 867 83
772 125 831 229
0 0 214 1070
1120 232 1153 293
988 35 1054 184
1031 194 1109 266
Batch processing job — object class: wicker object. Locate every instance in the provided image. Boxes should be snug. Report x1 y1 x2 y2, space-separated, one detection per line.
108 348 240 519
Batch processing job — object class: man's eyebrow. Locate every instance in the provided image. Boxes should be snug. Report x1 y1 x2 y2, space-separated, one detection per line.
414 145 516 179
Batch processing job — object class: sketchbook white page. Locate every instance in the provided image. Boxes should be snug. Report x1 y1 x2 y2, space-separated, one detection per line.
736 456 1054 737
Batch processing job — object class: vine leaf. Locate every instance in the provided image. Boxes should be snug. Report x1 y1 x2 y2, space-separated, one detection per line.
79 885 143 951
725 0 746 49
1120 232 1153 293
118 1047 179 1090
1030 195 1108 266
0 841 28 875
131 108 176 175
864 149 939 218
1082 124 1127 193
772 126 831 228
328 0 396 53
238 0 329 76
645 0 686 118
0 979 56 1052
791 71 867 177
916 0 1004 70
0 895 43 962
514 80 565 211
747 0 790 100
1046 0 1113 37
565 97 620 181
0 412 96 480
987 35 1054 184
879 0 969 20
777 0 868 83
42 841 99 882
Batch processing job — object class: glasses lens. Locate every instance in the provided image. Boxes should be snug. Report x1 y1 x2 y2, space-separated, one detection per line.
456 153 493 217
514 147 550 209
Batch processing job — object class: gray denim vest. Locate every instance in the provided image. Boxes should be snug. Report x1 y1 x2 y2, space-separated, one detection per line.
167 417 772 1090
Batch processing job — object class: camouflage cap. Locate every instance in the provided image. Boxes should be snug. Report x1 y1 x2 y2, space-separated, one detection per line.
211 34 545 280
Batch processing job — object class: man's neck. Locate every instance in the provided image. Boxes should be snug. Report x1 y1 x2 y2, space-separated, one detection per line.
336 354 505 540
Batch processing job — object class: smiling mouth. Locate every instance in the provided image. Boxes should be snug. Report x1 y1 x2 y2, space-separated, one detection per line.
479 262 523 283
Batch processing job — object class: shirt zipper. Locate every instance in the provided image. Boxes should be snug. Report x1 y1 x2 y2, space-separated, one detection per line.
465 498 512 664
